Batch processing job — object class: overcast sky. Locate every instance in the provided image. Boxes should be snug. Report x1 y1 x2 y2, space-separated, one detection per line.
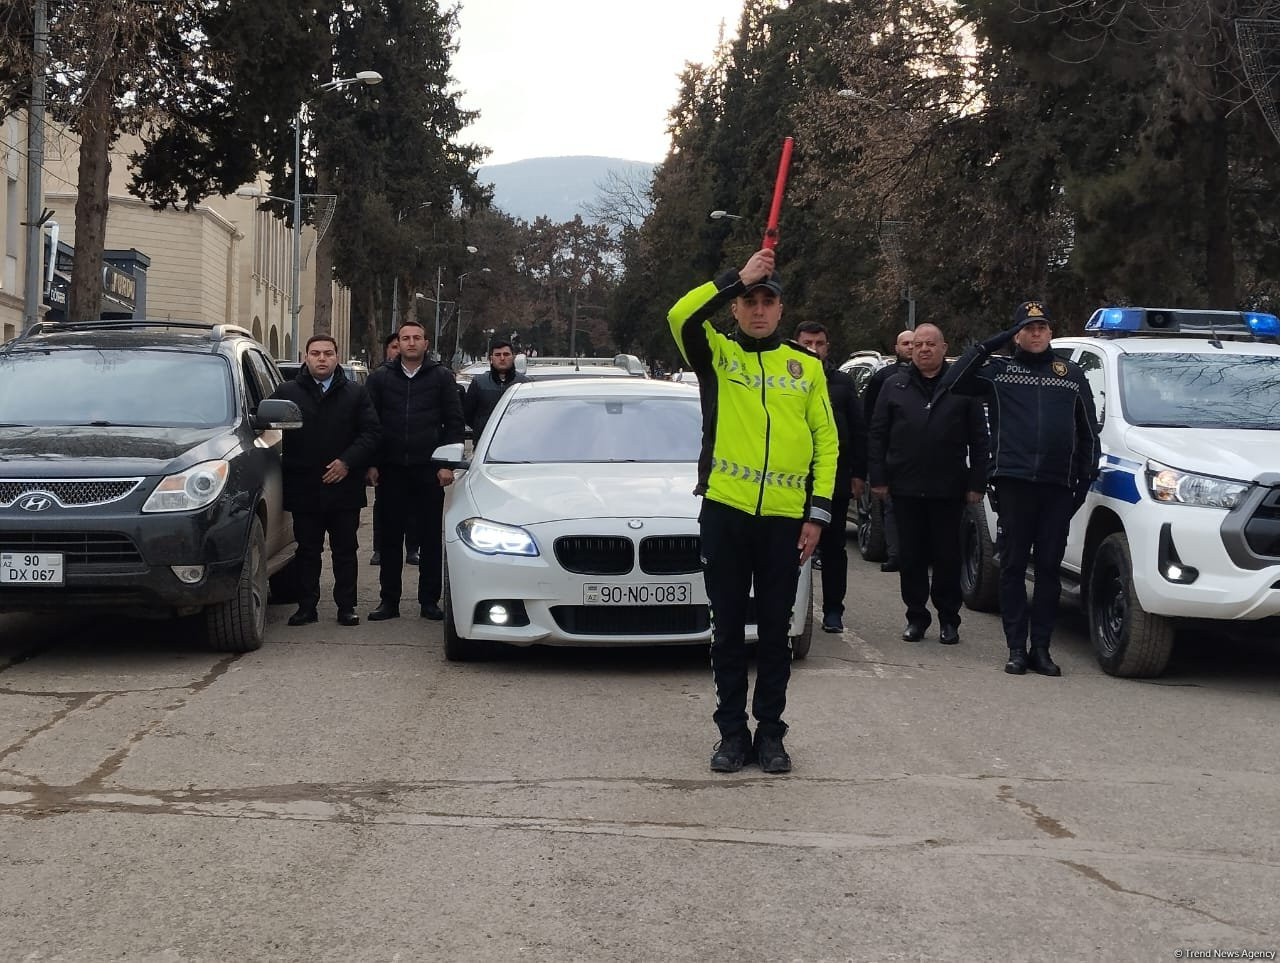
451 0 745 167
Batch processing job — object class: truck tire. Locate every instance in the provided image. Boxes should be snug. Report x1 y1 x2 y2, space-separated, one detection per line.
1087 532 1175 677
858 492 887 562
961 501 1000 612
205 518 267 652
790 598 814 661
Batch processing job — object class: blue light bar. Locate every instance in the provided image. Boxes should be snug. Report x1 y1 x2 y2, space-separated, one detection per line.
1085 307 1144 331
1244 312 1280 337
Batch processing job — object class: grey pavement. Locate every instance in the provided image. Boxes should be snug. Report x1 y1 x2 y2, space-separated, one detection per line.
1 518 1278 962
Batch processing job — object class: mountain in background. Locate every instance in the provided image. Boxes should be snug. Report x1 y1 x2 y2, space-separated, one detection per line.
477 156 655 224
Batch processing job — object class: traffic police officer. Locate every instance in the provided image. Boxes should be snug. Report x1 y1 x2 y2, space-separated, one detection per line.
669 248 838 773
940 301 1100 676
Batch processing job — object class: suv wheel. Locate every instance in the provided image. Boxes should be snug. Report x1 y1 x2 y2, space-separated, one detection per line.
205 518 267 652
857 491 887 562
790 598 814 661
1087 532 1175 677
960 501 1000 612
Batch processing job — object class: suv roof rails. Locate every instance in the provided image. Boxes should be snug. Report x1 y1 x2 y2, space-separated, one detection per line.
10 319 254 346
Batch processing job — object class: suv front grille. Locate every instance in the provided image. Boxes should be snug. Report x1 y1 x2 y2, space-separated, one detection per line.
638 535 701 574
554 536 634 575
0 479 142 507
1244 487 1280 558
550 604 710 636
0 531 143 565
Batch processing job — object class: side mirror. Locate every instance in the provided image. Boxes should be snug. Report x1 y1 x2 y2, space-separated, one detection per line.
431 442 470 470
253 398 302 430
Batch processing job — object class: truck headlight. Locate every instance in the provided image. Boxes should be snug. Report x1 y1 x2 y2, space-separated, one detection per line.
142 461 230 513
1146 461 1248 509
457 517 539 556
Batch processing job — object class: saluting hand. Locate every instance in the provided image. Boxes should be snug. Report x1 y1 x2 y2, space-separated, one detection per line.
322 459 348 484
739 248 776 287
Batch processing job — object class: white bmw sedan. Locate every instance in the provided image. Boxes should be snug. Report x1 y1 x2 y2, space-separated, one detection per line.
432 378 814 661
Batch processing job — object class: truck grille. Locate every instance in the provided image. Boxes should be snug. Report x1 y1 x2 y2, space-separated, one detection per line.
0 531 144 565
0 478 143 507
553 536 633 575
638 535 701 574
550 604 711 636
1244 488 1280 559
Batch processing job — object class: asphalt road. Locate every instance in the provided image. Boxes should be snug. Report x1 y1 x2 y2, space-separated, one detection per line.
1 523 1278 962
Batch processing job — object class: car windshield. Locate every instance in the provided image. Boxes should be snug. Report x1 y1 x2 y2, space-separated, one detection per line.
487 394 702 463
0 350 234 427
1119 352 1280 429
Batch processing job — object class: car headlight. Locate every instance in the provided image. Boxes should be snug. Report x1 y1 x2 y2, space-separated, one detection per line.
457 517 539 556
142 460 230 513
1145 461 1249 509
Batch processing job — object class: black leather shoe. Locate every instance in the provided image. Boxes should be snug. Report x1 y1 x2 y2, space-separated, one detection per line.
754 731 792 774
369 551 380 566
901 621 928 642
420 602 444 620
821 611 843 633
405 550 421 566
710 730 754 773
367 603 400 621
287 608 318 627
939 623 960 645
1028 648 1062 676
881 559 899 573
1005 649 1028 674
336 609 359 627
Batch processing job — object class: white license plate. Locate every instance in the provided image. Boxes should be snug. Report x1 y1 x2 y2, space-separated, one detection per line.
583 582 692 606
1 552 65 587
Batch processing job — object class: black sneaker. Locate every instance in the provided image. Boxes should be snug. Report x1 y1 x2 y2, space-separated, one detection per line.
709 730 754 773
755 731 792 774
821 611 843 633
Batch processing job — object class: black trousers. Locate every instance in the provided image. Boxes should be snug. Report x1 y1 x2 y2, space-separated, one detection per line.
883 494 900 562
292 509 361 611
372 487 419 556
376 465 444 607
818 494 851 616
700 498 802 739
994 478 1075 651
891 495 964 627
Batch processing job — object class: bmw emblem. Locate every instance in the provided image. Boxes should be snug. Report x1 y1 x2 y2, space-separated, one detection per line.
17 493 55 512
627 519 643 530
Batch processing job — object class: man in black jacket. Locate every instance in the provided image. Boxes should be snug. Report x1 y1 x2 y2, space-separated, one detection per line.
794 322 867 633
365 320 466 622
862 328 915 573
370 332 420 567
869 323 988 645
270 335 381 627
940 301 1100 675
463 339 528 440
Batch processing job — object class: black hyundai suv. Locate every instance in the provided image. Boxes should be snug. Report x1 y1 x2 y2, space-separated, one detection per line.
0 320 302 651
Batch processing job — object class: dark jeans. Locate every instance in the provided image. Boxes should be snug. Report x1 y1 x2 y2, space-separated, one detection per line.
700 498 802 739
292 509 361 612
376 465 444 607
994 478 1075 651
892 495 964 627
372 487 420 556
818 494 851 616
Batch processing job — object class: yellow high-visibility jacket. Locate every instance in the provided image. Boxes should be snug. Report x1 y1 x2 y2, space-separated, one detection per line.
668 271 838 524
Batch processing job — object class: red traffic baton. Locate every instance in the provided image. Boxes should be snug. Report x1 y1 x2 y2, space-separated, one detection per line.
762 136 794 250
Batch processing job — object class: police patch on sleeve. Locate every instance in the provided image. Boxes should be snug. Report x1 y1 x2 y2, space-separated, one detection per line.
787 359 803 378
1052 360 1068 377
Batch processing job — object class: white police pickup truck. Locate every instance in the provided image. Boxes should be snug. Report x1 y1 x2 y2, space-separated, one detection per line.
961 307 1280 677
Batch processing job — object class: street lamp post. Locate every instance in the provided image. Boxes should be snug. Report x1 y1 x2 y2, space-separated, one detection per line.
452 267 491 363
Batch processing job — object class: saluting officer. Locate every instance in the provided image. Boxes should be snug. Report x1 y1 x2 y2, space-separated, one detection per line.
939 301 1100 676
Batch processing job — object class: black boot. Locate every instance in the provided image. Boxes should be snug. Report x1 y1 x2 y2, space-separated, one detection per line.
1004 648 1028 674
1028 648 1062 677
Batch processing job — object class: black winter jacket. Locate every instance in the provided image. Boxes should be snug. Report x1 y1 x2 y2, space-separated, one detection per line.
869 362 989 498
270 366 381 513
939 343 1100 490
366 358 466 467
863 358 909 425
463 366 529 439
823 363 868 496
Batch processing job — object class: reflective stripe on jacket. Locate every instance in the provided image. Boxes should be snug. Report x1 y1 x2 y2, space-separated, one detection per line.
667 272 838 523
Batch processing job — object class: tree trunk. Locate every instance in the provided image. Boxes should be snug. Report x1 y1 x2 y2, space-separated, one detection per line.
67 57 116 322
1204 111 1234 308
